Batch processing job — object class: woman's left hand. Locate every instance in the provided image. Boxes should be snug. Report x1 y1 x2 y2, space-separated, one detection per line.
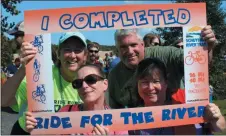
205 103 222 121
92 124 109 135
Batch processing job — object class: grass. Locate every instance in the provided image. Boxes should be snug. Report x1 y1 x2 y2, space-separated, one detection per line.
213 100 226 135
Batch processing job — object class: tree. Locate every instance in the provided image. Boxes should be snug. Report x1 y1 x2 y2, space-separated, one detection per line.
1 0 22 67
170 0 226 99
1 0 22 33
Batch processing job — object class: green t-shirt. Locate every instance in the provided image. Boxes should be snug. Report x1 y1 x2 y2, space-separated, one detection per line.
16 65 82 131
108 46 184 109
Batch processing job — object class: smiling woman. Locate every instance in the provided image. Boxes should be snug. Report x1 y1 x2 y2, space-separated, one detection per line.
8 32 87 135
25 64 129 135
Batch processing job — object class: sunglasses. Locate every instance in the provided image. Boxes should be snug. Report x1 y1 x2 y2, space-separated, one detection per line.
89 50 99 53
151 42 159 46
62 48 84 54
72 74 105 89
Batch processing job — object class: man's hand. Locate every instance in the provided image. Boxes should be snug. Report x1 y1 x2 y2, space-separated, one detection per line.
201 25 218 52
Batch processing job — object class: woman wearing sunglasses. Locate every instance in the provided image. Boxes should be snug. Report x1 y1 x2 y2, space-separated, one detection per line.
130 58 226 135
25 64 128 135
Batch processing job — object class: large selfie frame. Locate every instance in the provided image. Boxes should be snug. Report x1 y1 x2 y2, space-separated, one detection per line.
24 3 209 134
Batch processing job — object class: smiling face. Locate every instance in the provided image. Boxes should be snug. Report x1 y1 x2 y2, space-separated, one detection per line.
117 33 145 69
76 66 108 104
138 68 167 106
59 37 87 74
88 47 99 61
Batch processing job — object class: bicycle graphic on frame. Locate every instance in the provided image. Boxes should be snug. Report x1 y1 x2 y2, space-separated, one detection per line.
32 84 46 104
33 59 41 82
30 35 44 54
185 51 206 65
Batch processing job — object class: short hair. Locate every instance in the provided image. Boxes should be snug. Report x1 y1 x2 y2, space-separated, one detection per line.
114 29 142 47
135 58 167 81
77 64 106 78
14 58 21 63
143 33 161 47
87 42 100 50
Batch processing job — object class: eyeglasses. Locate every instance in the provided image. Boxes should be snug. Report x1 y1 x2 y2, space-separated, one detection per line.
62 48 84 54
72 74 105 89
89 50 99 53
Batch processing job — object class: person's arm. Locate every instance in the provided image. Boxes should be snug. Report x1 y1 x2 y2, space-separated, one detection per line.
201 25 218 63
205 103 226 132
1 42 37 107
1 66 25 107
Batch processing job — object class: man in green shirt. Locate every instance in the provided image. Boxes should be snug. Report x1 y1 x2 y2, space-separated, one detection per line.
108 26 217 109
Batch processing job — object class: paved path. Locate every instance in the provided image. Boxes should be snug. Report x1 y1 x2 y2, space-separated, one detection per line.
1 107 19 135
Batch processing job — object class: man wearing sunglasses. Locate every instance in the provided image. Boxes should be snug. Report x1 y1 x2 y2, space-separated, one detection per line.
87 42 104 67
108 26 217 109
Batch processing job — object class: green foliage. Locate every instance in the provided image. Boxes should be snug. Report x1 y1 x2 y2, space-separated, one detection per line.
1 0 22 33
1 34 13 67
1 0 22 68
171 0 226 99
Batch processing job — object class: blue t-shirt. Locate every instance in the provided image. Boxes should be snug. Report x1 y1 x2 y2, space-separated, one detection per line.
6 64 18 75
109 57 120 71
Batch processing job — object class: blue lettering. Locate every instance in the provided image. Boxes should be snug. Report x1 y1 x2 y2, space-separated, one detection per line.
80 116 90 128
106 11 121 28
134 10 148 26
144 112 154 123
148 10 162 26
162 9 176 25
120 112 131 124
162 109 171 121
198 106 205 117
103 114 112 126
50 116 61 128
41 16 49 31
59 14 73 30
177 108 186 119
61 117 72 128
44 118 49 129
35 117 43 129
171 109 176 120
177 8 190 25
121 11 134 27
74 13 89 29
188 107 197 118
132 112 144 124
90 12 107 28
91 114 102 126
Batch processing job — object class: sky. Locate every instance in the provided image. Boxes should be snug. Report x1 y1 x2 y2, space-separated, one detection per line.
2 1 226 46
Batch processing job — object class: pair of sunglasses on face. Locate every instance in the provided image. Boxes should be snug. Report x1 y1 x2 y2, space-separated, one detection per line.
72 74 105 89
151 42 159 46
63 47 84 54
89 50 99 53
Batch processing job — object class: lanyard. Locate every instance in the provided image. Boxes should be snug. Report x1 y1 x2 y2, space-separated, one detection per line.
58 69 65 107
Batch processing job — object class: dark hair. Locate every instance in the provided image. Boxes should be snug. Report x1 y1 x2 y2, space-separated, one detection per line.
14 58 21 63
135 58 167 81
143 33 161 47
77 64 106 78
87 42 100 50
56 36 87 68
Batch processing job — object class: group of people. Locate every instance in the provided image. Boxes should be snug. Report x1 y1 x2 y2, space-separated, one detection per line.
1 20 226 135
86 42 120 77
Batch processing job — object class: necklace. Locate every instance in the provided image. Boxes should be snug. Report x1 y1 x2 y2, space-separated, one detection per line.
58 69 65 107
